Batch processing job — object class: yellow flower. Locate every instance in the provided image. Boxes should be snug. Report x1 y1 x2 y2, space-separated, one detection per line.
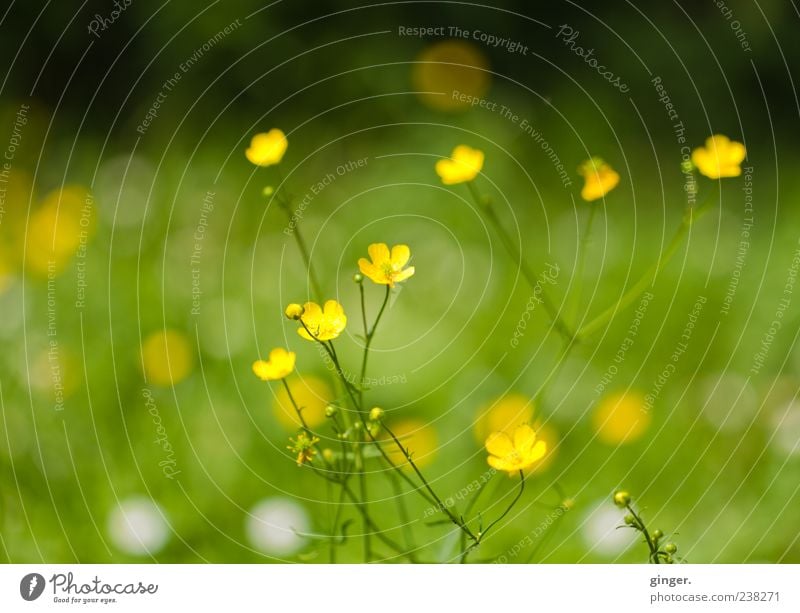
252 348 296 381
412 40 490 111
273 375 333 429
287 432 319 466
435 145 484 185
141 329 193 387
592 390 651 444
691 135 746 179
357 243 415 287
579 157 620 201
245 129 288 166
485 424 547 474
296 300 347 341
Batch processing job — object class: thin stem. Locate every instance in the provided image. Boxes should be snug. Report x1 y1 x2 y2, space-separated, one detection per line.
458 473 494 563
480 470 526 541
388 471 419 561
626 502 660 564
577 196 715 339
466 182 575 342
383 422 477 542
272 175 324 301
360 284 391 395
566 203 598 324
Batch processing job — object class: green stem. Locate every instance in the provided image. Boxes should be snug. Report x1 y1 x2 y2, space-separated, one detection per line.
359 284 391 399
566 204 598 324
383 423 477 542
626 502 659 564
479 470 526 542
458 473 494 563
577 198 714 339
466 182 575 342
388 470 419 561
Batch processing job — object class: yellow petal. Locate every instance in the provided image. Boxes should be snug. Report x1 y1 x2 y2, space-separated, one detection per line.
393 266 415 283
487 454 514 472
390 244 411 268
367 243 390 266
526 440 547 463
513 424 537 454
485 431 514 458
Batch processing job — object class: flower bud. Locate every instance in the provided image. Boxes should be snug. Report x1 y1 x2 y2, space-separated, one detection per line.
664 542 677 554
284 303 304 320
262 186 275 197
353 272 363 284
624 514 636 526
324 405 337 418
613 491 631 508
652 529 663 541
369 407 384 421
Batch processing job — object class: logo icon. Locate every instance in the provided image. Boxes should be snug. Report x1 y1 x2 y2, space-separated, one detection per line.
20 573 45 601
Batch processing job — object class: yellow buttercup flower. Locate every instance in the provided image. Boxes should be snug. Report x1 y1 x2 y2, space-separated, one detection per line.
141 329 192 387
287 431 319 466
245 129 288 167
592 390 651 444
485 424 547 474
435 145 484 185
357 243 415 287
297 300 347 341
473 393 534 443
691 135 746 179
252 348 296 381
579 157 620 201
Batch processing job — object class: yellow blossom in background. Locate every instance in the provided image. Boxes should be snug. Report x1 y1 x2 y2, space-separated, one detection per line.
527 423 558 474
252 348 296 381
245 129 288 167
473 393 534 443
691 135 746 179
26 185 94 275
141 329 193 387
387 419 438 470
412 40 490 112
273 375 333 429
436 145 484 185
579 157 620 202
287 431 319 466
592 390 651 444
296 300 347 341
358 243 415 287
485 424 547 474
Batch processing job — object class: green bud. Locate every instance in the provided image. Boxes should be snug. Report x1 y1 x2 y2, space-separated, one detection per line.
324 405 337 418
353 273 363 283
652 529 664 541
624 514 636 526
613 491 631 508
664 542 677 554
369 407 384 422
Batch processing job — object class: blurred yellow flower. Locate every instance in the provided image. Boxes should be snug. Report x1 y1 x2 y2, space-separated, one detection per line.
357 243 415 287
26 185 94 275
141 329 192 387
485 424 546 473
473 393 534 443
412 40 490 112
252 348 295 381
287 431 319 466
592 390 651 444
436 145 484 185
273 375 332 429
296 300 347 341
245 129 288 167
387 419 438 470
691 135 746 179
579 157 620 201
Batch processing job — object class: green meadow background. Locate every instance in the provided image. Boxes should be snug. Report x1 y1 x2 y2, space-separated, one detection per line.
1 0 798 563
